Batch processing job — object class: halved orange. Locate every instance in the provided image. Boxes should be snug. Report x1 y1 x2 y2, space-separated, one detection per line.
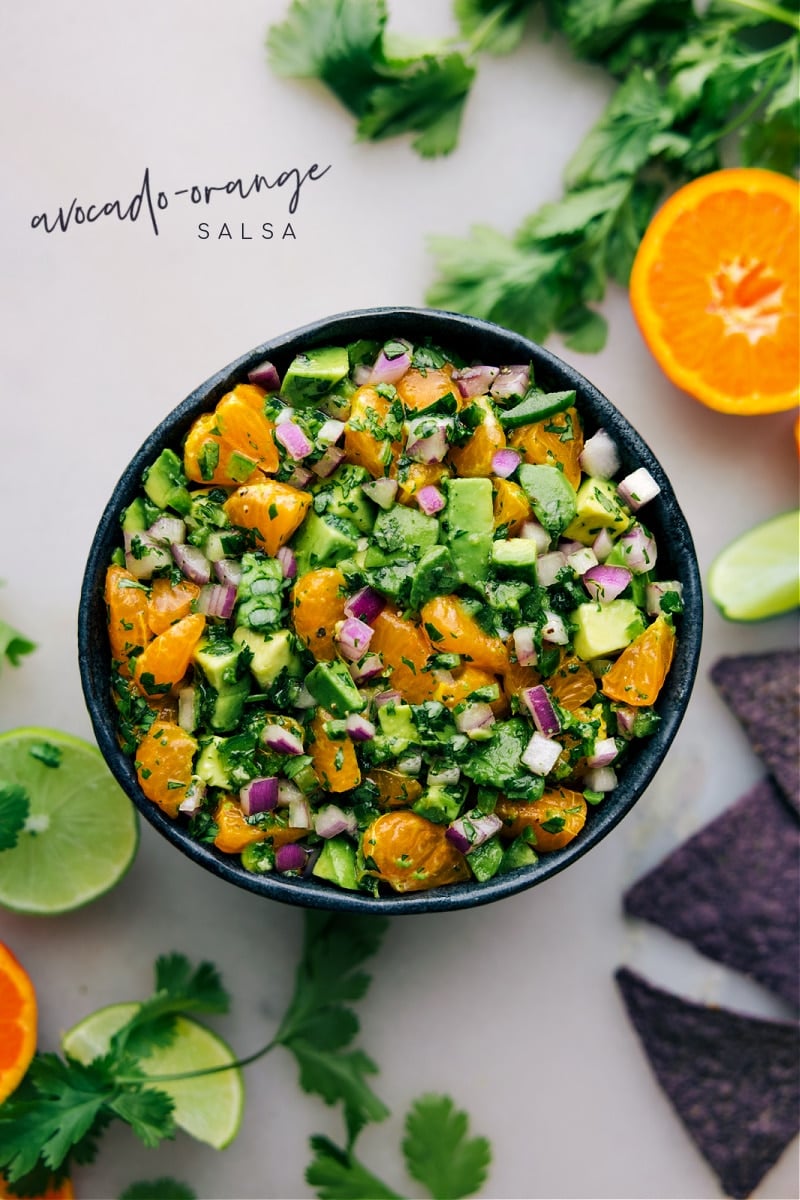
0 942 37 1103
630 168 799 415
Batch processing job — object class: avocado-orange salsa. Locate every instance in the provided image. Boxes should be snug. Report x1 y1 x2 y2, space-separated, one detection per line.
106 337 681 895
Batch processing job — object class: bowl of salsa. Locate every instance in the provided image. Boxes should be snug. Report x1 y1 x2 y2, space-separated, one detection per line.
79 308 702 913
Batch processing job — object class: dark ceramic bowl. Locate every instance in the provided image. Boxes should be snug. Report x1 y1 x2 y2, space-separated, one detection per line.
79 307 702 914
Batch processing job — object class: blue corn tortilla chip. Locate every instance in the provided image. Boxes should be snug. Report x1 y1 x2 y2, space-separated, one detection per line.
624 777 800 1008
616 966 800 1199
711 650 800 816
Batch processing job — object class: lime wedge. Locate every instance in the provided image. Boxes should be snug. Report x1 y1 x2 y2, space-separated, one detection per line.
709 509 800 621
0 727 138 914
63 1002 244 1149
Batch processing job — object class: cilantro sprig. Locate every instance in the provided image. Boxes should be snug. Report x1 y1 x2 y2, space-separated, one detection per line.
0 618 36 674
0 782 30 852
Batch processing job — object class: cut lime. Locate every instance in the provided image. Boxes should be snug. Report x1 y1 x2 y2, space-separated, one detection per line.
709 509 800 621
0 727 138 914
63 1002 244 1149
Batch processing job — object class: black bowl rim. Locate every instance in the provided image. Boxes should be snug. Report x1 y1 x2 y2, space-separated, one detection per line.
78 306 703 915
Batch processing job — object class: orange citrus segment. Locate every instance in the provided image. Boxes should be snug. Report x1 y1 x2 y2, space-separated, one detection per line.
133 612 206 695
0 943 37 1103
601 614 676 707
630 168 800 414
136 720 198 817
308 709 361 793
361 811 470 892
291 568 348 661
223 480 312 556
105 565 152 670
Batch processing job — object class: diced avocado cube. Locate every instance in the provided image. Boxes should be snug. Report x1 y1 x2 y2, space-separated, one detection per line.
442 477 494 585
121 496 160 534
305 660 365 717
364 554 416 603
563 477 630 546
312 836 358 890
291 511 360 577
281 346 349 406
233 627 301 690
241 842 276 874
498 389 575 427
372 505 440 557
571 600 645 661
518 464 577 540
209 677 251 733
468 836 504 882
498 837 538 874
412 784 461 825
377 703 418 743
142 448 192 516
196 737 232 789
409 545 460 610
314 464 375 533
193 637 246 691
491 538 537 577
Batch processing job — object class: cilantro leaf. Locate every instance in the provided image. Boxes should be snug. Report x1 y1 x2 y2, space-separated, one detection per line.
119 1180 197 1200
357 53 475 158
0 619 36 673
402 1094 491 1200
306 1134 403 1200
110 954 230 1061
108 1089 176 1148
454 0 536 55
0 782 30 852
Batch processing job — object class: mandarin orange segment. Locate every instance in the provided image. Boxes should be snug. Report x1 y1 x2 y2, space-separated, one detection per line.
308 709 361 792
0 942 37 1104
369 607 438 703
106 564 152 671
213 798 268 853
601 614 676 707
135 720 198 817
448 396 506 477
362 811 470 892
223 480 312 556
496 788 587 851
133 612 206 695
547 654 598 711
493 477 532 535
435 665 508 716
368 767 424 809
420 595 509 675
215 392 279 474
291 568 348 661
501 654 541 704
509 407 583 489
395 365 457 411
344 386 401 478
146 577 200 636
630 168 800 414
395 461 450 505
183 413 238 486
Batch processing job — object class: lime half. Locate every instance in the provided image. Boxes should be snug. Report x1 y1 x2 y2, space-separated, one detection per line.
0 727 138 914
709 509 800 621
63 1002 244 1149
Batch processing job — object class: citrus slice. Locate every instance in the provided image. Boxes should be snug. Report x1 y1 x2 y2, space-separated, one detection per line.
0 942 37 1102
62 1003 244 1149
0 1176 74 1199
630 168 799 415
709 509 800 621
0 728 138 915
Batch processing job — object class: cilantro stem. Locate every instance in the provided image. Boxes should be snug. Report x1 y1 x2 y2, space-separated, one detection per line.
725 0 800 30
117 1039 279 1085
464 3 514 56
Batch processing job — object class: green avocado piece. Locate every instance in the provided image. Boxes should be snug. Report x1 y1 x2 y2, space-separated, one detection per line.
305 660 365 717
412 784 462 825
571 599 645 661
372 505 440 557
377 702 418 743
563 477 630 546
281 346 349 406
491 538 537 578
410 545 460 610
193 637 246 691
442 477 494 586
460 718 529 789
208 677 251 733
468 837 504 882
233 627 301 689
312 836 358 890
498 837 538 873
121 496 160 534
314 464 376 533
142 448 192 516
498 389 576 428
291 511 360 577
195 737 232 789
518 464 577 540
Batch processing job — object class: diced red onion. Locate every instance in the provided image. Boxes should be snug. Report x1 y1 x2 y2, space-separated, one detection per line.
171 542 212 585
455 702 496 737
453 365 499 398
247 360 281 392
317 419 345 446
312 445 346 478
490 365 530 400
344 586 386 624
240 776 279 816
416 485 446 516
580 428 620 479
428 765 461 787
123 532 172 580
592 528 615 562
520 520 551 553
615 706 637 737
522 685 561 737
583 766 618 792
446 810 503 854
491 449 522 478
345 713 376 741
586 738 618 768
274 406 296 425
197 582 237 619
513 626 538 667
286 464 314 488
618 467 660 511
558 540 583 557
214 557 243 587
406 418 451 464
368 344 412 385
566 547 599 576
262 724 305 755
276 545 297 580
275 843 308 873
288 796 311 829
536 551 566 588
178 777 206 816
348 654 385 683
178 687 197 733
293 684 317 710
396 754 423 776
582 564 632 603
277 779 304 807
275 420 313 461
646 580 683 615
617 525 658 574
432 668 455 687
148 516 186 545
541 611 569 645
335 617 374 661
353 363 372 386
314 803 358 839
361 477 398 509
522 731 562 776
374 689 402 708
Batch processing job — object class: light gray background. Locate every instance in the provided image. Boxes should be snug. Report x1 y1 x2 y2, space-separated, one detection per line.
2 3 798 1198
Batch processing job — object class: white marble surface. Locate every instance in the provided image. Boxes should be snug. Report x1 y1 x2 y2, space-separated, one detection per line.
1 3 798 1198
